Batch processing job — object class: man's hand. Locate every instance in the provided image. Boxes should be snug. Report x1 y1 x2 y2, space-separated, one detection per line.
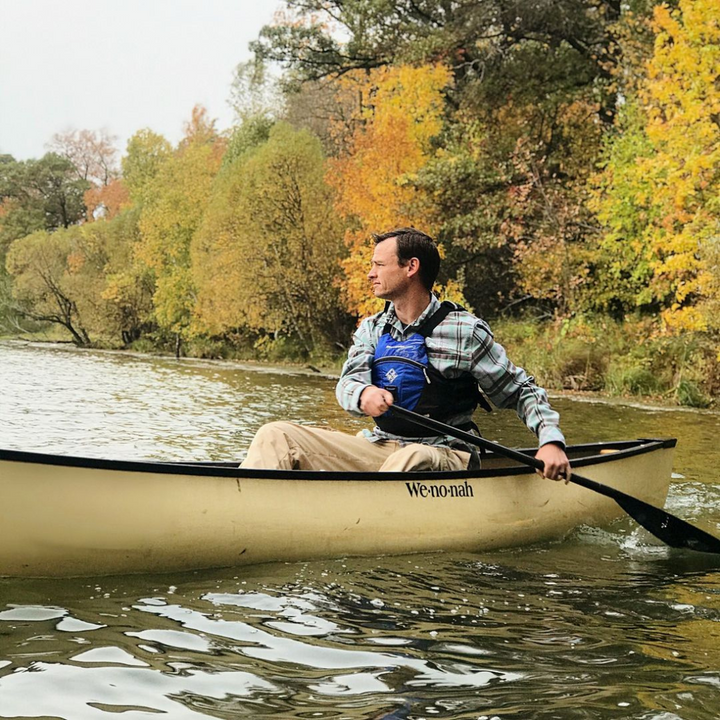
535 443 571 482
359 386 395 417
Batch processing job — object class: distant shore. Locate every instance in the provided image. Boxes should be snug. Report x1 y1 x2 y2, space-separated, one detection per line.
5 320 717 413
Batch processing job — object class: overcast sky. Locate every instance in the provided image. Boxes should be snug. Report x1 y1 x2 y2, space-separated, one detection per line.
0 0 280 160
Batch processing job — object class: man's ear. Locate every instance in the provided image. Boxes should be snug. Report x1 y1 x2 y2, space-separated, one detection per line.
406 257 421 278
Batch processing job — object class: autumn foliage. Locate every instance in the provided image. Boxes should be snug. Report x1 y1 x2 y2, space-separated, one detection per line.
327 64 462 317
590 0 720 334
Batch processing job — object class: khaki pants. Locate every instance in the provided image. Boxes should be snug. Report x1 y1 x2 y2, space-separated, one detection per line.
240 421 470 472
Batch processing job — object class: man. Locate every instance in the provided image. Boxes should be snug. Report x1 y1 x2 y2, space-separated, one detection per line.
241 228 571 480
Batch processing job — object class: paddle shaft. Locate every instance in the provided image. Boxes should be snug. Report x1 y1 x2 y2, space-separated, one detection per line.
390 404 720 554
391 406 608 496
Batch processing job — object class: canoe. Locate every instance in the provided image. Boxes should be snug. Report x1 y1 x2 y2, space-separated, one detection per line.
0 438 676 578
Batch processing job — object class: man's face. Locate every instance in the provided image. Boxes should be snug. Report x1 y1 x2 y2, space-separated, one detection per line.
368 238 411 300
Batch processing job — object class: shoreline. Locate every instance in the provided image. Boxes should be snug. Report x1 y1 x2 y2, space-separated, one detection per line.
4 336 717 415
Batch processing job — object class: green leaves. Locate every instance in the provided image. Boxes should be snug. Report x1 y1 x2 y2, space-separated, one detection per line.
588 0 720 332
0 154 89 247
192 122 350 351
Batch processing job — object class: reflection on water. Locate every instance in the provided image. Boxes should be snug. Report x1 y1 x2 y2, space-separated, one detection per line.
1 341 719 719
1 553 719 719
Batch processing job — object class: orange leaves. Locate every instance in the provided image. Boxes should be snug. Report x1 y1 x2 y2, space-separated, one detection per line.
327 64 452 316
66 249 85 275
330 64 450 223
181 105 222 150
83 179 131 221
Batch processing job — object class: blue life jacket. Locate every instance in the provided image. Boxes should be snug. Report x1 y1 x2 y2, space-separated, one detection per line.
371 301 491 437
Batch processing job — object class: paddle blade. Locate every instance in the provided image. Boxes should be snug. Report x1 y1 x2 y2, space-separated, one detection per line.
614 494 720 554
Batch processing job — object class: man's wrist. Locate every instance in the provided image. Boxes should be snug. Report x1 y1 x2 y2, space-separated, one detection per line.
538 428 566 449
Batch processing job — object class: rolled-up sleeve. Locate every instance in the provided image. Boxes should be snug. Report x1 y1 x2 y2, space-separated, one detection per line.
468 321 566 448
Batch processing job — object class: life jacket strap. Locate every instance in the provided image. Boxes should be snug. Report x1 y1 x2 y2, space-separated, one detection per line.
381 300 464 337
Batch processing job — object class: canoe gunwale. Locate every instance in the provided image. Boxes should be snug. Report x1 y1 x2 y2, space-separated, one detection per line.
0 438 677 481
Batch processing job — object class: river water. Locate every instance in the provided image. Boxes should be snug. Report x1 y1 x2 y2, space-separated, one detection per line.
1 341 719 720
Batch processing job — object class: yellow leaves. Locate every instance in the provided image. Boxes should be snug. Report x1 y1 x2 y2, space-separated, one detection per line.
661 305 708 334
437 278 467 307
643 0 720 330
357 64 449 147
329 64 452 316
646 0 720 156
153 269 195 334
134 108 225 336
191 123 347 348
590 0 719 331
122 130 173 206
100 274 126 304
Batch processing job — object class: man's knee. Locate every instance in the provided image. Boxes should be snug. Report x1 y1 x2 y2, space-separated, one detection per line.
398 445 434 468
254 421 299 442
242 421 303 469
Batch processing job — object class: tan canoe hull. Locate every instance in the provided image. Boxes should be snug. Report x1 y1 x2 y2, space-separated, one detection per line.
0 440 676 577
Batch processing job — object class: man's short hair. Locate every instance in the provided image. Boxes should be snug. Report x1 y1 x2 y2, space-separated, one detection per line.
372 227 440 291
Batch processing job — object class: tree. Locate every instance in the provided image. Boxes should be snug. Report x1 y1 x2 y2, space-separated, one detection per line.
135 107 225 349
585 101 658 316
252 0 638 125
46 128 120 186
0 153 89 243
253 0 667 318
281 78 361 157
192 123 350 351
0 153 89 333
89 208 155 345
121 129 173 206
327 64 459 317
640 0 719 332
0 156 42 249
6 227 93 345
6 207 156 346
223 114 274 168
229 59 283 123
588 0 719 332
83 178 131 221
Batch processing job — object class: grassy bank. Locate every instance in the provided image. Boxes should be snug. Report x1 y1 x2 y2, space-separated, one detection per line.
1 326 348 375
5 315 718 408
492 315 719 409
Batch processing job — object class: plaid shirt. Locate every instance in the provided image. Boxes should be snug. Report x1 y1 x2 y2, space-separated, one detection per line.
336 294 566 448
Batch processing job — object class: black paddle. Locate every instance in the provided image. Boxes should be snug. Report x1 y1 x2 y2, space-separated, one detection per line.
390 404 720 554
